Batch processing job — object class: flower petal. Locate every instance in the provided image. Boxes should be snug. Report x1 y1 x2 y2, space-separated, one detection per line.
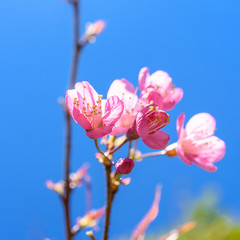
192 157 217 172
66 89 91 129
72 108 92 130
142 131 170 150
191 136 226 162
172 87 184 103
75 81 98 107
110 126 131 136
131 186 162 240
149 70 172 91
107 79 137 104
177 113 185 138
107 78 138 116
176 142 193 165
185 113 216 138
140 89 164 109
138 67 149 91
66 89 78 116
86 125 113 139
136 110 149 139
102 96 124 126
163 87 183 111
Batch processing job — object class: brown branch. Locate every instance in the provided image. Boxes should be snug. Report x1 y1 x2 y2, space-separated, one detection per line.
63 111 73 240
103 164 115 240
62 1 81 240
70 0 81 89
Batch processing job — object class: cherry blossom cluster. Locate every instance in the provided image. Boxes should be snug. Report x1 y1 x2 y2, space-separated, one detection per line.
66 68 225 172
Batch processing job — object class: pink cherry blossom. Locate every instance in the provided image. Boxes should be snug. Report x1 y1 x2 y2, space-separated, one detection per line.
127 104 170 149
176 113 226 172
138 67 183 110
107 79 139 135
66 81 124 138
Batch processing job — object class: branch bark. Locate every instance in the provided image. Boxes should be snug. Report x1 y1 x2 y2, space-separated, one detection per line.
103 164 115 240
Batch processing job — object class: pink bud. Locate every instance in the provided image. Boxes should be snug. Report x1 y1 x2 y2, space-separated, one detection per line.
86 20 106 36
115 158 135 174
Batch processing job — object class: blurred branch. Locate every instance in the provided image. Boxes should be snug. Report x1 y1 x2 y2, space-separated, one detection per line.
84 176 92 213
62 0 81 239
69 0 81 89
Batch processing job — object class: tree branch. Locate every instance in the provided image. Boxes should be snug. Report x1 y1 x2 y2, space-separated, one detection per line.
103 164 115 240
62 1 81 239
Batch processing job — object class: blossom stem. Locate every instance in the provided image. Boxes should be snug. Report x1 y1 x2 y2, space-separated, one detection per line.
128 140 132 158
140 150 166 159
132 139 138 159
103 164 115 240
94 139 105 156
109 138 129 154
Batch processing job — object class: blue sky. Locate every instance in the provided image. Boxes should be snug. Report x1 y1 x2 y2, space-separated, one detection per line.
0 0 240 239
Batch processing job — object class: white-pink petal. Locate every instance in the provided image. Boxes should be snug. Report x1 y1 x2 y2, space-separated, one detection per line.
75 81 98 107
102 96 124 126
149 70 172 91
177 113 185 138
185 113 216 138
138 67 149 91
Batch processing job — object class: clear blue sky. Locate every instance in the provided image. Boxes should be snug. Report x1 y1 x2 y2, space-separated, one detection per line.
0 0 240 239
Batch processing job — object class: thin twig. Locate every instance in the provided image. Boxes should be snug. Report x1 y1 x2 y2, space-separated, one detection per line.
70 0 81 89
109 138 128 154
128 140 132 158
140 150 166 159
94 139 105 156
131 139 138 160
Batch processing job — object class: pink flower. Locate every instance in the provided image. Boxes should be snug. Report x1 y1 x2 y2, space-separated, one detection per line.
72 207 105 232
69 164 89 189
107 79 139 135
127 104 170 149
138 67 183 110
66 81 124 138
176 113 226 172
115 158 135 174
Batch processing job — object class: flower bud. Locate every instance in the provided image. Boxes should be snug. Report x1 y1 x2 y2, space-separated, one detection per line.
115 158 135 174
86 20 105 36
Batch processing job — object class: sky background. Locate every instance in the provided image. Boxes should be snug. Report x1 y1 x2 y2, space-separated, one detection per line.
0 0 240 239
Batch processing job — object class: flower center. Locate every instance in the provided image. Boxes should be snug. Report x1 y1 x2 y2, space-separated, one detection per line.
73 94 103 128
145 105 170 133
